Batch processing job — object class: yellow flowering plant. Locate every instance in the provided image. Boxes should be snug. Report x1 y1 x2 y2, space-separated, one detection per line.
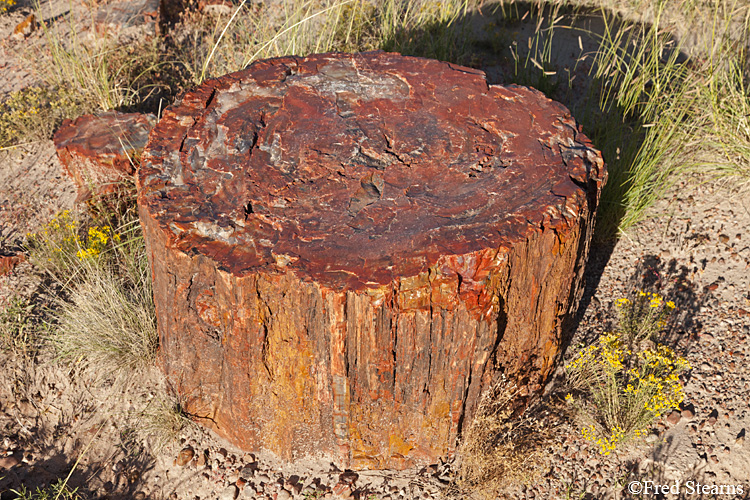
25 210 122 282
0 0 15 13
23 200 158 383
565 293 689 455
616 290 676 348
0 86 85 148
25 210 81 279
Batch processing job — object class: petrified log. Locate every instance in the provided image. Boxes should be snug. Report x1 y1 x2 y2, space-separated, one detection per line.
137 51 606 469
54 111 155 201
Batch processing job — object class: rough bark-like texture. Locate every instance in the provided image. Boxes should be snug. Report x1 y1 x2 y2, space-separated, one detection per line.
138 51 606 469
54 111 155 201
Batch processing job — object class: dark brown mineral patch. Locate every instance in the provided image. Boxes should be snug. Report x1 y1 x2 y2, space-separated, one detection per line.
54 111 155 201
138 51 606 469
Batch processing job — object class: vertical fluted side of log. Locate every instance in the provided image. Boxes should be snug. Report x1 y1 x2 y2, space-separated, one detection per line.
140 189 595 469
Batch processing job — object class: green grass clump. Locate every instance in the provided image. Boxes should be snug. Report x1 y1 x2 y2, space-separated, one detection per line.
33 9 161 112
492 0 749 238
25 202 158 378
585 1 696 237
0 10 183 149
565 292 689 455
52 252 157 375
178 0 477 85
10 479 83 500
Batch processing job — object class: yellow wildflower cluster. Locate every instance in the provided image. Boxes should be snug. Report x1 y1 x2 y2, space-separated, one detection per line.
0 86 84 147
26 212 122 275
76 225 120 260
0 0 15 13
566 320 689 455
616 290 677 345
26 210 80 259
627 345 690 414
619 291 675 310
44 210 78 233
582 424 626 456
566 332 630 375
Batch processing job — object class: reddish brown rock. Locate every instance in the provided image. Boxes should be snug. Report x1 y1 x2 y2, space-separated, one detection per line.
0 253 25 276
138 51 606 469
667 410 682 425
11 14 37 40
54 111 155 201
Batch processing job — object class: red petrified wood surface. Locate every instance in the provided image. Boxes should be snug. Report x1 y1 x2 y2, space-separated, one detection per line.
137 51 606 469
54 111 155 201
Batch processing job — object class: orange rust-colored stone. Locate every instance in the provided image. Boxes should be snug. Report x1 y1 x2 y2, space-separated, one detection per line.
54 111 155 201
138 51 606 469
0 253 25 276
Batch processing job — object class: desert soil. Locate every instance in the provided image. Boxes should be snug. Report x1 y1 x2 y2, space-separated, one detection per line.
1 0 750 499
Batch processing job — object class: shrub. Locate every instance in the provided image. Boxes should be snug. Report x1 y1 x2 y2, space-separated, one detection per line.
137 395 194 452
454 376 558 497
565 293 689 455
615 291 676 348
25 205 158 378
0 86 86 148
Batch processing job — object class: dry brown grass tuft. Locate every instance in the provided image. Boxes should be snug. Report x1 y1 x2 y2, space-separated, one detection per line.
136 394 194 453
52 258 157 376
450 376 566 499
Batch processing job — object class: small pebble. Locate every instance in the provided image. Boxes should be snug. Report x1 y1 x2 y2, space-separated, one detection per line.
219 485 238 500
681 407 695 419
736 429 746 447
176 448 194 467
667 410 681 425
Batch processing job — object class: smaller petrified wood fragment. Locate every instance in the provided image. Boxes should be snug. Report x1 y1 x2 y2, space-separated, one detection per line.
94 0 159 37
54 111 155 201
138 51 606 469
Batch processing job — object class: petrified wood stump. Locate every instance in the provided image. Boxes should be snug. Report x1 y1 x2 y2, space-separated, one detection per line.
137 51 606 469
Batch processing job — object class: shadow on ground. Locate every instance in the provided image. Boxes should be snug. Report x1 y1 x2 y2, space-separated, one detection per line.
384 0 694 345
0 351 161 500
